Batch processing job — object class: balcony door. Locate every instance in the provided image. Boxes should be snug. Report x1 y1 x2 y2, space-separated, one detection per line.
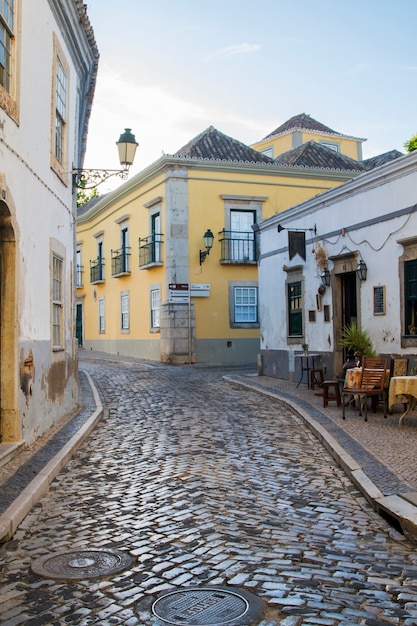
230 210 255 261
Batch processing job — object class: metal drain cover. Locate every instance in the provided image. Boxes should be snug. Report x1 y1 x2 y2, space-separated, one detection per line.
31 548 132 581
151 586 264 626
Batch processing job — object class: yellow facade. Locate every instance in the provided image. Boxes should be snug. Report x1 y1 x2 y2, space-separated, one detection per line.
252 126 364 161
76 154 358 365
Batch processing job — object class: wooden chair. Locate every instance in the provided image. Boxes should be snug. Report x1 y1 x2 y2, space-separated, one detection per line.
342 358 388 421
362 357 391 413
310 368 324 390
390 357 409 377
322 380 341 407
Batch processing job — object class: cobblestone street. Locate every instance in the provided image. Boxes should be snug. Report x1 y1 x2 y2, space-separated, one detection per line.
1 358 417 625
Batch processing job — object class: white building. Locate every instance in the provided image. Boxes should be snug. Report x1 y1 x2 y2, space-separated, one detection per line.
0 1 98 448
257 151 417 380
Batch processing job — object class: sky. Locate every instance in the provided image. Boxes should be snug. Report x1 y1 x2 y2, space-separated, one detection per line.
83 0 417 192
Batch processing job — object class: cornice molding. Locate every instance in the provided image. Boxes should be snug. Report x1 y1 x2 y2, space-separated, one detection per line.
76 154 361 224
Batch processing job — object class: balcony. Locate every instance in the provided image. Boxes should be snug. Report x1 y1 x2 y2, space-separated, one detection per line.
219 230 257 264
111 247 131 276
139 234 164 268
90 258 105 284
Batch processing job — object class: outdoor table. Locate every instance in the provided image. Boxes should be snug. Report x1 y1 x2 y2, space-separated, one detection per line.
342 367 362 409
388 376 417 425
295 353 320 389
344 367 362 390
343 367 389 415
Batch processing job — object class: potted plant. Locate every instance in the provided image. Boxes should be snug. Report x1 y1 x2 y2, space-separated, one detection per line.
339 322 378 363
302 343 309 355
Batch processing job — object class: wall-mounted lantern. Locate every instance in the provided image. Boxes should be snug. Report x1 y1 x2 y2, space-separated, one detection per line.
356 258 368 282
321 265 331 287
199 229 214 265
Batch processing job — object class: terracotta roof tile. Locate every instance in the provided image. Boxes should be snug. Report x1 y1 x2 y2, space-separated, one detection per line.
174 126 275 164
361 149 404 170
261 113 365 142
274 141 365 171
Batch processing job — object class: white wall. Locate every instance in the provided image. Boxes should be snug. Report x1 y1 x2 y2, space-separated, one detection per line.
258 151 417 377
0 1 97 444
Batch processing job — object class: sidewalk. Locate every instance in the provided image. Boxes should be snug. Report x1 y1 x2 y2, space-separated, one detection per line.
0 350 416 543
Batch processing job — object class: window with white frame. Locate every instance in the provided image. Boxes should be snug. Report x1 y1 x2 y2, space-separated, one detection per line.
121 224 129 272
52 254 64 348
150 288 160 329
99 297 105 333
230 210 256 261
151 212 162 263
121 291 129 330
76 248 83 287
51 35 69 175
55 56 67 164
259 146 273 158
234 286 257 322
0 0 13 93
220 196 265 264
320 141 339 152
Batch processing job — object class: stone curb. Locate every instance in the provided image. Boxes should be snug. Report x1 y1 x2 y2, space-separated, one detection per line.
0 370 103 542
224 375 417 543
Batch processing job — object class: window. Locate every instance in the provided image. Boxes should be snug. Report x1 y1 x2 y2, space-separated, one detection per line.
99 297 105 333
52 254 63 348
220 196 266 264
260 146 273 158
55 57 66 163
288 281 302 336
231 210 255 261
234 287 257 322
76 249 83 287
112 225 131 275
151 213 162 263
51 35 69 176
90 238 105 283
405 260 417 334
151 288 160 329
0 0 13 93
320 141 339 153
121 292 129 330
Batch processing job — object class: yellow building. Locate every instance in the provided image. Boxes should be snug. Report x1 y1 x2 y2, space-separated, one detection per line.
76 116 380 365
252 112 365 160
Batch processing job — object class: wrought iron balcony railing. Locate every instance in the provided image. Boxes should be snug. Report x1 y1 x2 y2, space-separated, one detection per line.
111 247 131 276
139 234 164 267
90 258 105 283
218 230 257 263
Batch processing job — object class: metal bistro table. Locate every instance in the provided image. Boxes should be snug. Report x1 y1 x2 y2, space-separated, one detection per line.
295 353 320 389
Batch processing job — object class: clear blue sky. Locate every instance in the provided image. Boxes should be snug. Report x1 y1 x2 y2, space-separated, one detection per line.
84 0 417 188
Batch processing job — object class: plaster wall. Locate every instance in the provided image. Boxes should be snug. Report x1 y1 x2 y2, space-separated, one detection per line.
0 1 97 443
258 153 417 379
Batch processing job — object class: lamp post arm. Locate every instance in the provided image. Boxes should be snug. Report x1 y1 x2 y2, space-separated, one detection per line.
72 167 130 190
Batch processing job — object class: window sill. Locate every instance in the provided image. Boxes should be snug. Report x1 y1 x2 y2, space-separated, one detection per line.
139 262 163 270
402 335 417 349
220 260 257 265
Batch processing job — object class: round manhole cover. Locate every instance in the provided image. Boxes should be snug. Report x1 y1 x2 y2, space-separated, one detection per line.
151 586 264 626
31 548 132 580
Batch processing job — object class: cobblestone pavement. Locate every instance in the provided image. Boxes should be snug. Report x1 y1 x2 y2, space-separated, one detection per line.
1 358 417 625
